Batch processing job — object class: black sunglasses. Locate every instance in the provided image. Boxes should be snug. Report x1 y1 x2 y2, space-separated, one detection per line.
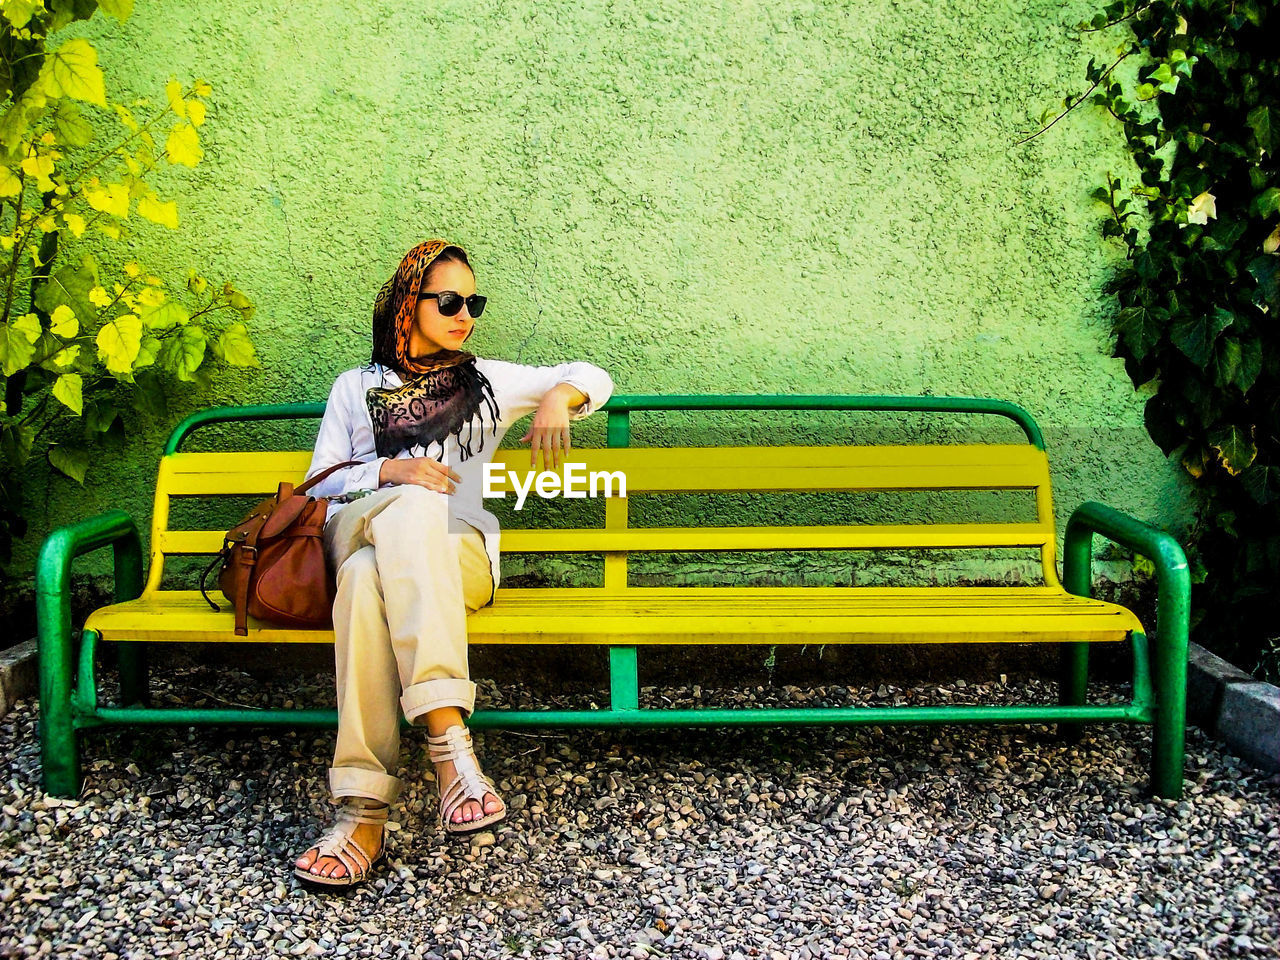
421 291 487 318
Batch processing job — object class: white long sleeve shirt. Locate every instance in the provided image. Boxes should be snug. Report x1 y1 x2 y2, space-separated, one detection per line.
304 358 615 603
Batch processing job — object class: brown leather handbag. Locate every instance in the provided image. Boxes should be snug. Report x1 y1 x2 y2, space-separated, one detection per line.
199 460 362 636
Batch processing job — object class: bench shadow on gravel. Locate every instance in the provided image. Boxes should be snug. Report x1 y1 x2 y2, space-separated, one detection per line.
69 657 1157 831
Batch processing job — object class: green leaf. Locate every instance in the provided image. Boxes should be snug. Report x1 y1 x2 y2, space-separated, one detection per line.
228 289 255 321
1235 338 1263 393
95 314 143 375
51 373 83 414
46 0 100 32
1241 465 1280 505
1201 42 1238 71
164 122 202 167
1181 443 1212 479
35 256 99 321
1248 105 1274 154
1132 553 1155 577
1209 425 1257 475
1249 256 1280 310
1135 250 1160 281
138 299 190 330
130 370 167 418
38 334 79 372
1253 188 1280 218
188 366 213 391
136 193 178 229
82 399 120 435
1147 62 1178 93
1208 217 1249 251
1115 305 1164 361
0 83 49 153
2 0 40 28
40 38 107 107
135 334 160 369
156 325 206 381
0 321 37 376
48 444 90 484
1171 308 1234 366
0 422 34 467
96 0 134 20
215 322 258 366
13 313 41 342
52 100 94 148
1144 395 1182 456
1210 338 1242 389
48 305 78 338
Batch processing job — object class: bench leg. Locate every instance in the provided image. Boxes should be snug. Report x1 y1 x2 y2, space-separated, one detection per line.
117 643 150 707
1151 627 1188 800
1057 642 1089 742
38 624 82 798
609 646 639 712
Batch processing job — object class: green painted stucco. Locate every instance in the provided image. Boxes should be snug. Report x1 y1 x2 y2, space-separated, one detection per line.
12 0 1194 583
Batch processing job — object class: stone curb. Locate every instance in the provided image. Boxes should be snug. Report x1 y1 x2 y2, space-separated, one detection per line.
1186 641 1280 774
1 636 1277 773
0 638 37 720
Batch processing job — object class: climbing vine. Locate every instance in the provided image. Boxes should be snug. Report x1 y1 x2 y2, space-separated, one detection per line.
0 0 258 582
1030 0 1278 678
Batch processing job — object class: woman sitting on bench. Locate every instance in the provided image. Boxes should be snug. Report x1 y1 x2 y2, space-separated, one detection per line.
292 239 614 888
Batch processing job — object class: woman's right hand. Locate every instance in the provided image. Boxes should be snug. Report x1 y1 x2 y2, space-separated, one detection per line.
379 456 462 494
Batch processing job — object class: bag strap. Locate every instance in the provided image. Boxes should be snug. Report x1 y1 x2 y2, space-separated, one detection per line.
198 549 227 612
230 530 257 636
295 459 366 497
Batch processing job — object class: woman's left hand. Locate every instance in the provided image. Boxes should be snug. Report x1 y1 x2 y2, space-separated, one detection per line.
520 384 584 471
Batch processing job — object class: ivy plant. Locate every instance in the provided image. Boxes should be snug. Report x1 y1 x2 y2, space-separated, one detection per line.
1027 0 1278 679
0 0 258 579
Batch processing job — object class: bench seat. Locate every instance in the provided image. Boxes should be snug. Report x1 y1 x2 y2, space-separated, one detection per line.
86 585 1142 645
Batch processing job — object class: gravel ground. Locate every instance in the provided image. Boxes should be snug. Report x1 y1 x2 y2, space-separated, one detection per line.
0 664 1277 960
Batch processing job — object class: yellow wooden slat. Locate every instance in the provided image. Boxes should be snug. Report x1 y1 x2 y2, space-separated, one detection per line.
464 589 1104 610
157 452 315 495
503 523 1051 551
158 522 1054 557
485 446 1051 493
603 495 628 590
86 587 1141 644
159 445 1046 475
156 445 1050 496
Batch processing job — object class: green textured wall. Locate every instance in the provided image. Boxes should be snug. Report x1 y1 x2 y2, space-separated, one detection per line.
14 0 1194 581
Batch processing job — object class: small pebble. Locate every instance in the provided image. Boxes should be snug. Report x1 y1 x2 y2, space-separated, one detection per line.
0 666 1274 959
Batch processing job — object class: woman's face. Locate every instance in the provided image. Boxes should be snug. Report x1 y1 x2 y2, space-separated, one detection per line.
408 259 477 357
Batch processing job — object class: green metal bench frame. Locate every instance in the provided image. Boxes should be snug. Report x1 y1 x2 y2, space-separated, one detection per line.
36 395 1191 800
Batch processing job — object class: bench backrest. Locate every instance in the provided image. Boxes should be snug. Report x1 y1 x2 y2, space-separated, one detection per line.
144 397 1058 594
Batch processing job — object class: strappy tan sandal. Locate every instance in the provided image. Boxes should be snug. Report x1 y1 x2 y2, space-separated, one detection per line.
293 800 388 888
427 724 507 835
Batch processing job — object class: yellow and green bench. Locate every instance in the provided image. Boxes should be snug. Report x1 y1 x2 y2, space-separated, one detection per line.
36 396 1191 800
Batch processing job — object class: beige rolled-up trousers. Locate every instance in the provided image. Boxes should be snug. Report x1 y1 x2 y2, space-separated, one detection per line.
322 484 494 805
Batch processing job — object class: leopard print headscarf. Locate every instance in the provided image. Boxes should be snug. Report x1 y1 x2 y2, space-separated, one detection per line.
366 239 499 461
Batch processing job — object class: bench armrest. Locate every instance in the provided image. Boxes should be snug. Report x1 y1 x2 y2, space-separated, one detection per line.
35 510 144 797
1063 501 1191 644
1064 502 1193 799
37 509 145 642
